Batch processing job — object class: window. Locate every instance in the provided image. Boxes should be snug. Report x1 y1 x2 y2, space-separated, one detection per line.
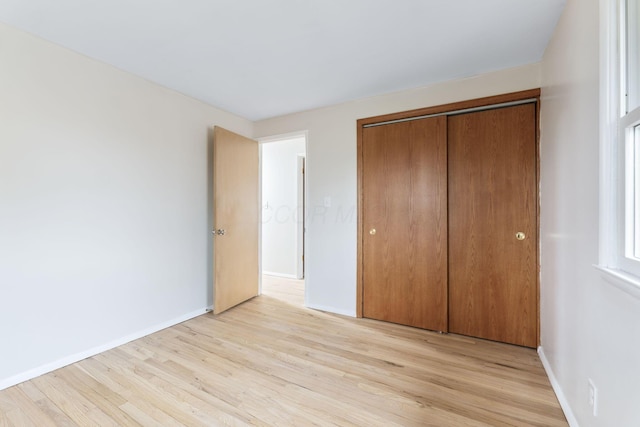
621 0 640 273
598 0 640 297
628 124 640 260
624 0 640 113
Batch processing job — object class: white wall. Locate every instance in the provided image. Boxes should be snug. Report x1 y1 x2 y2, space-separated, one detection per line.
254 64 541 316
261 137 305 277
0 23 252 389
539 0 640 425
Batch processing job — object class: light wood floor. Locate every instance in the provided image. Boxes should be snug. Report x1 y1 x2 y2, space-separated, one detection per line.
0 276 567 426
261 274 305 306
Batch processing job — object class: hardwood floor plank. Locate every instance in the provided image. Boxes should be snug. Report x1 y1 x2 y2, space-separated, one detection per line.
0 410 10 427
28 395 78 427
0 276 567 426
15 382 46 403
261 275 304 306
52 365 141 426
118 402 169 427
77 357 190 426
3 387 57 427
105 347 254 426
90 353 212 427
5 408 37 427
30 374 114 426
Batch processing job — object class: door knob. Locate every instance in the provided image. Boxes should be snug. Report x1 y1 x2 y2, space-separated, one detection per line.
369 228 376 235
213 229 225 236
515 232 526 240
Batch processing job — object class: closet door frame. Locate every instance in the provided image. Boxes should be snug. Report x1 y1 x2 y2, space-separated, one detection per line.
356 88 541 344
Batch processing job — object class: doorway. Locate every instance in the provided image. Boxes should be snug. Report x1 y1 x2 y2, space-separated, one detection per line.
259 133 307 303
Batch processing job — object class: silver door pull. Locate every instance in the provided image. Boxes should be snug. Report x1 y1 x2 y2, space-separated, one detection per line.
216 229 226 236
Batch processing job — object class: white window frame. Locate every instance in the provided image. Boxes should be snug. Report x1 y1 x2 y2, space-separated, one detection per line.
598 0 640 299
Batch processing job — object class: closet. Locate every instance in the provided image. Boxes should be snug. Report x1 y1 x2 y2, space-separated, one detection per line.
357 90 539 348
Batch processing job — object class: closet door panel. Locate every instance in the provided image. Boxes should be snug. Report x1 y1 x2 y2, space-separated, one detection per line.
448 104 537 347
362 117 448 331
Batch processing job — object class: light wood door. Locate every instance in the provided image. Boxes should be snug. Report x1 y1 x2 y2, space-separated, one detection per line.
213 126 259 314
362 117 448 331
448 104 537 347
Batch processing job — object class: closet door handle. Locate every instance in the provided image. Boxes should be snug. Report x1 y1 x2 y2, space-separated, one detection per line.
515 232 526 240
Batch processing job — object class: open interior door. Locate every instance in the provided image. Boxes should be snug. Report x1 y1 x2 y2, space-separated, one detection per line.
213 126 259 314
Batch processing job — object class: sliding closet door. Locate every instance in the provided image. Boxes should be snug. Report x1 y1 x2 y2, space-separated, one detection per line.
362 117 448 331
448 104 537 347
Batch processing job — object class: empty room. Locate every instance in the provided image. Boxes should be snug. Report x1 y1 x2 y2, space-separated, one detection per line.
1 0 639 426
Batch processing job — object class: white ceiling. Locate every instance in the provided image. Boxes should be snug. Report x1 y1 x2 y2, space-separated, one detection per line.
0 0 565 121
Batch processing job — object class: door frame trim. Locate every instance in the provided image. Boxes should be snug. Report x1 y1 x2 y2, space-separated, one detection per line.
356 88 541 343
362 98 538 128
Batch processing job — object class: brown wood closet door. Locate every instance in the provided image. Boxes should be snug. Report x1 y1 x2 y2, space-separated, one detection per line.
448 104 537 348
362 116 448 331
213 126 259 314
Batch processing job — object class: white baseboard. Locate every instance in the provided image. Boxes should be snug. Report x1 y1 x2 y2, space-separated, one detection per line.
0 307 208 391
306 303 356 318
262 271 298 279
538 346 580 427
